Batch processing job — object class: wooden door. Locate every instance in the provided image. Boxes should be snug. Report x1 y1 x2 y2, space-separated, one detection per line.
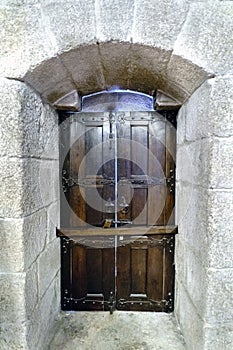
58 111 177 312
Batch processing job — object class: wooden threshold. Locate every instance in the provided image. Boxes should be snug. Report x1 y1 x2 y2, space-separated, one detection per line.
56 225 178 237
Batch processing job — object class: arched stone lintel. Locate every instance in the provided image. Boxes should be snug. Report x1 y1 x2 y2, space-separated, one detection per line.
23 42 212 110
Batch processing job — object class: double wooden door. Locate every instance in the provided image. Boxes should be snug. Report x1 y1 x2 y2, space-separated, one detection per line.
58 111 177 313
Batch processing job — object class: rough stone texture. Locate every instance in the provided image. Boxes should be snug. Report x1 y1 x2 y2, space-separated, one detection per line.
0 78 60 350
60 45 105 95
166 54 211 97
173 2 233 74
0 219 24 273
207 191 233 269
0 78 58 159
42 0 96 53
48 312 186 350
23 209 47 270
96 0 135 42
209 74 233 138
175 280 205 350
0 273 27 350
132 0 189 50
205 268 233 325
38 239 60 298
27 273 60 350
175 238 208 320
209 137 233 189
204 323 233 350
46 201 60 243
176 183 209 264
176 139 212 188
176 78 233 349
0 2 57 78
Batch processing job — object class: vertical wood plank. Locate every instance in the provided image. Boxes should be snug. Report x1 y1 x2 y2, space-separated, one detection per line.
86 248 103 294
147 238 164 301
72 244 87 299
131 124 148 225
131 247 147 294
69 120 86 226
117 244 131 300
165 115 176 225
148 118 166 225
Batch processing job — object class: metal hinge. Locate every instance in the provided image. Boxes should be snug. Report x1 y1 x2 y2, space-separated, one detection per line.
117 292 173 312
166 169 175 193
62 171 175 192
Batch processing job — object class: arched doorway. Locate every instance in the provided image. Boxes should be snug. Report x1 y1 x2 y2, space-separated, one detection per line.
57 90 178 313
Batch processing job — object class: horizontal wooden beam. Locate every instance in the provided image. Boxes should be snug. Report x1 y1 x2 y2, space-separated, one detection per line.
56 225 178 237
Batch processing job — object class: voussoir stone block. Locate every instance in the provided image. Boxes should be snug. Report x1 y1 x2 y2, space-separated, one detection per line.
173 2 233 74
60 44 105 95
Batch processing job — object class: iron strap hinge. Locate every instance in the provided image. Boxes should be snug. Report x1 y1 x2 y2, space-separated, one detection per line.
62 172 175 192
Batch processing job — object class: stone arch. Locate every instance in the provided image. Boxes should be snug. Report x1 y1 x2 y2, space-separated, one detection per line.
23 41 211 108
1 1 233 350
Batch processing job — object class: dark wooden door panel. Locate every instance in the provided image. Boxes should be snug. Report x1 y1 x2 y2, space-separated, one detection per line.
116 235 175 312
59 111 177 313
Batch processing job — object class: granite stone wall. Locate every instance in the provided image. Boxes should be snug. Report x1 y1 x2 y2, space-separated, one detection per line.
0 79 60 350
0 0 232 349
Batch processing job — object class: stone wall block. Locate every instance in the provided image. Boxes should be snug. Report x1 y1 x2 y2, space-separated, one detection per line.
177 105 186 146
0 79 59 159
207 191 233 269
0 219 24 273
25 262 38 318
26 273 60 350
0 273 26 323
132 0 189 50
0 3 57 78
209 75 233 137
206 268 233 324
0 157 24 218
42 0 96 53
38 238 60 298
96 0 134 42
184 79 212 141
23 210 47 270
176 183 209 263
46 201 60 243
175 279 205 350
175 238 208 318
204 323 233 350
176 139 211 187
209 137 233 189
173 2 233 74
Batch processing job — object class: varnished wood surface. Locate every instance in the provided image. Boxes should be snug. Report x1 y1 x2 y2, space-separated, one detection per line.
57 225 178 237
